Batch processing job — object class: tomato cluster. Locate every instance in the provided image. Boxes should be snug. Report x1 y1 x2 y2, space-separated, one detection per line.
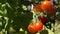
33 0 56 23
33 1 56 16
28 21 43 34
28 0 56 34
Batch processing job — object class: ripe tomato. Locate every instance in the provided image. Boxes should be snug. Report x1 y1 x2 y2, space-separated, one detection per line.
35 21 43 31
41 1 53 11
33 4 44 12
39 5 44 12
41 1 56 16
33 4 40 12
38 16 48 23
47 6 56 16
28 22 43 33
28 23 37 34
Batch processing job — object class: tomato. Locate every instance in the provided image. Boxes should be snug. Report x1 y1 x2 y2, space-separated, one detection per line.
28 23 37 34
40 1 56 16
28 22 43 33
41 1 53 11
47 6 56 16
38 16 48 23
39 5 44 12
33 4 40 12
33 4 44 12
35 21 43 31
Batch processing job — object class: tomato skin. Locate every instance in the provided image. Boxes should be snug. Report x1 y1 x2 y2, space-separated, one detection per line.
38 16 48 23
28 23 37 33
47 6 56 16
33 6 39 12
41 1 53 11
39 5 44 12
33 4 44 12
35 22 43 31
40 1 56 16
33 4 40 12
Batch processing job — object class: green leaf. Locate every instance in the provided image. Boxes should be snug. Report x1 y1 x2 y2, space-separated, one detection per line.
0 22 2 26
5 2 12 9
3 9 7 15
0 10 3 14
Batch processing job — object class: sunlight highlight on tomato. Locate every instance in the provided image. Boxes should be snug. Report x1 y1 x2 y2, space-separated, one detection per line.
35 22 43 31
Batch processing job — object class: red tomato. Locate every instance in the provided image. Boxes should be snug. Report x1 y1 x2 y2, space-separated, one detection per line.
38 16 48 23
41 1 53 11
39 5 44 12
28 23 37 34
35 22 43 31
33 4 40 12
28 22 43 33
33 4 44 12
47 6 56 16
41 1 56 16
